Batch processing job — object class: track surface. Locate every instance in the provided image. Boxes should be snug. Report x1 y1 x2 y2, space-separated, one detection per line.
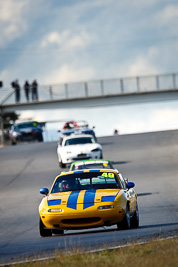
0 130 178 264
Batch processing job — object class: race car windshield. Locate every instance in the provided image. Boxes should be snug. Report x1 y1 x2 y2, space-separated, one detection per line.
64 137 95 146
51 171 121 193
72 162 113 170
16 122 37 129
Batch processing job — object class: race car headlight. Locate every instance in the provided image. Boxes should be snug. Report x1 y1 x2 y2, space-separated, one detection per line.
48 209 63 212
91 148 101 152
13 132 21 137
98 205 114 210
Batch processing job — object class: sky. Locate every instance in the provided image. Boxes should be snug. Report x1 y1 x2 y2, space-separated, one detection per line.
0 0 178 140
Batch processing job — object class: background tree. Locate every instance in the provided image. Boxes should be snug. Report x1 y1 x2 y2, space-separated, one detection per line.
0 112 19 144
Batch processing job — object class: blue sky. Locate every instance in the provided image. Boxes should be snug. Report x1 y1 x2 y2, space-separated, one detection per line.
1 0 178 85
0 0 178 138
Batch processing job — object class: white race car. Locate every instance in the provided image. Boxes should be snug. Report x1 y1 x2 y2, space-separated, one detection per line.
57 134 103 168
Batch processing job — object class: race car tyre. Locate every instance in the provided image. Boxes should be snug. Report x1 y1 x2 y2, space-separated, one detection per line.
117 205 131 230
52 229 64 235
58 155 66 168
59 160 66 168
39 218 52 237
37 133 43 142
100 152 103 159
11 140 17 145
131 203 139 228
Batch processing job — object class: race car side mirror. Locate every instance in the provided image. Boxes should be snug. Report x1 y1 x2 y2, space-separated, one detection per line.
126 182 135 189
39 188 49 195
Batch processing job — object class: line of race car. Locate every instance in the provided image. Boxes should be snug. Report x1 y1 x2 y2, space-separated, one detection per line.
39 121 139 237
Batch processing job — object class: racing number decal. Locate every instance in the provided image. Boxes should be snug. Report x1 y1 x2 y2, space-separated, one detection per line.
101 172 114 178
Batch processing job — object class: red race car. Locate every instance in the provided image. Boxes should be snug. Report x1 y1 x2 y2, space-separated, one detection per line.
62 120 89 130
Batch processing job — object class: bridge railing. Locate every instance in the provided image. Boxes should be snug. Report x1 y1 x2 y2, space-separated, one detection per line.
0 73 178 106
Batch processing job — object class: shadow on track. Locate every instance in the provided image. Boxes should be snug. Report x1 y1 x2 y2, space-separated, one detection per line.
112 161 131 165
48 222 178 238
139 222 178 229
99 142 114 146
137 192 159 197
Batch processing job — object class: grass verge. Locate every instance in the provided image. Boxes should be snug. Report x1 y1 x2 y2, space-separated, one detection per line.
4 237 178 267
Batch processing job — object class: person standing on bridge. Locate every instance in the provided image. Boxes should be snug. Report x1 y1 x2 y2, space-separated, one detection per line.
11 80 20 103
24 81 30 102
31 80 38 101
114 129 119 135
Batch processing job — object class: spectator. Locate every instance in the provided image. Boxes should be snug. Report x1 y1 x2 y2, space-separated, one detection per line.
11 80 20 103
24 81 30 102
114 129 119 135
31 80 38 101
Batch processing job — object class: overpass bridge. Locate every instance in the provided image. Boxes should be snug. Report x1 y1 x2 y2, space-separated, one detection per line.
0 72 178 113
0 72 178 144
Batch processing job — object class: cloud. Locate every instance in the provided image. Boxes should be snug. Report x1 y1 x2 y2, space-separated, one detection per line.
126 53 160 76
19 109 66 122
41 31 69 48
41 64 95 84
150 108 178 129
155 4 178 26
0 0 30 47
41 29 95 50
114 106 178 134
1 0 178 88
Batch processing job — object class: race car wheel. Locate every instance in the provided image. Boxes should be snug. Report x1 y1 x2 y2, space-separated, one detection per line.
39 218 52 237
117 205 131 230
52 229 64 235
11 140 17 145
59 160 66 168
37 133 43 142
100 152 103 159
131 203 139 228
58 155 66 168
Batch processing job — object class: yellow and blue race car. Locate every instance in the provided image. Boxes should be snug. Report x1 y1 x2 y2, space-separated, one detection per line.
39 169 139 236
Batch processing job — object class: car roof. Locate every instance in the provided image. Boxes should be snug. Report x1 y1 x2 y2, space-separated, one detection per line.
15 121 37 125
69 159 115 171
62 133 94 140
64 120 87 125
61 128 94 135
71 159 112 165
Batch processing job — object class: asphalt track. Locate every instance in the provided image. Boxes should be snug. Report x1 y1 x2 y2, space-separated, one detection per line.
0 130 178 265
